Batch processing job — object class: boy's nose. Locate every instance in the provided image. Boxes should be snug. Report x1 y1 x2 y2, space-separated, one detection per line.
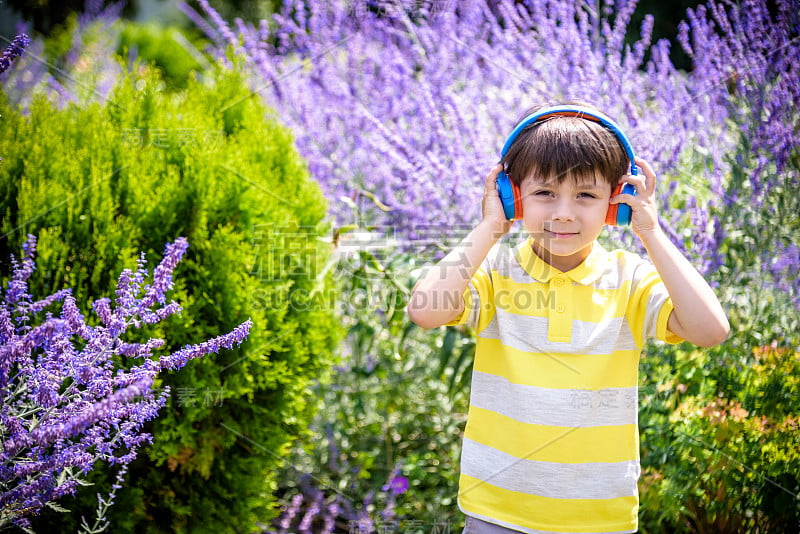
552 199 576 221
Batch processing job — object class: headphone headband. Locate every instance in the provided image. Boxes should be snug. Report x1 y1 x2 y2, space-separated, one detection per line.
500 105 638 176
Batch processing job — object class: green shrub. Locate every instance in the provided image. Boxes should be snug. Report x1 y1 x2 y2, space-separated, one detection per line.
0 62 343 533
638 341 800 532
118 22 209 89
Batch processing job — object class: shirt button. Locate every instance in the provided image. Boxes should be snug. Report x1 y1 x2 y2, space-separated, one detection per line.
553 278 565 287
557 305 566 313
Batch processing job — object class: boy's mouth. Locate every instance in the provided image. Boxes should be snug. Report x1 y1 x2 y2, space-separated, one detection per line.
544 229 579 239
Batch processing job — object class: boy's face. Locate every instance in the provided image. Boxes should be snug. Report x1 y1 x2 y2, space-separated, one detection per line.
519 171 613 272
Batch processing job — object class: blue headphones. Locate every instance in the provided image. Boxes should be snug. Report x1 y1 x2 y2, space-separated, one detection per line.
496 105 638 226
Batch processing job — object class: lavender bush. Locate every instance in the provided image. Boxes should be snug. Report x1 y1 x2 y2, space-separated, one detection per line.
5 1 794 292
192 0 797 294
1 0 796 530
191 0 714 250
0 235 251 530
679 0 799 182
677 0 800 311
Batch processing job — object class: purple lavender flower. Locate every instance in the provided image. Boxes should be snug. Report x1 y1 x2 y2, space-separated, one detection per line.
278 493 304 532
141 238 189 308
387 474 408 495
0 236 251 527
298 492 322 533
322 502 340 534
0 34 31 75
178 1 223 46
158 319 252 371
768 242 800 311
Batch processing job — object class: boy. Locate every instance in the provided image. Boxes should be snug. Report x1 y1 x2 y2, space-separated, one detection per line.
407 102 729 533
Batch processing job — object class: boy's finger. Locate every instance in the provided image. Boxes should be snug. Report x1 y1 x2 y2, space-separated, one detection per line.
485 163 503 191
634 157 655 177
634 157 657 193
610 193 638 205
621 173 647 195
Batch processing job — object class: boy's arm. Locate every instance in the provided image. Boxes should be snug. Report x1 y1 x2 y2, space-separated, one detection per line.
407 164 512 329
639 228 730 347
612 158 730 347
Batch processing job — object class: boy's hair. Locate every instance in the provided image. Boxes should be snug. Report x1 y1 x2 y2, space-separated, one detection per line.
500 100 629 189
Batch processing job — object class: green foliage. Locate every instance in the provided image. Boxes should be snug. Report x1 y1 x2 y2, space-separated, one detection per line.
118 22 209 89
639 342 800 532
273 231 473 531
637 131 800 532
0 62 343 532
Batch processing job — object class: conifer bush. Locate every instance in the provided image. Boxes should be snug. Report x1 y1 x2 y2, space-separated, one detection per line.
0 63 342 532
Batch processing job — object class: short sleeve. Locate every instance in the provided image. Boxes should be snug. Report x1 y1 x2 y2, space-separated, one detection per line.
444 284 479 329
656 297 683 344
627 263 684 346
444 253 495 332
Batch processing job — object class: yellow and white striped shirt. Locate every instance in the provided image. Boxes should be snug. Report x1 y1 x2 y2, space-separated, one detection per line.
448 238 682 533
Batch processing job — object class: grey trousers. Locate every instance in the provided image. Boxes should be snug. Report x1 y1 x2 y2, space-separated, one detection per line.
462 516 523 534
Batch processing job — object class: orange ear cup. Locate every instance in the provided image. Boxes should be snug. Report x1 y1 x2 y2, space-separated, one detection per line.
511 181 523 220
605 183 623 225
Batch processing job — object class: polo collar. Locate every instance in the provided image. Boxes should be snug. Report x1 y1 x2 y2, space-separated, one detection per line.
515 238 609 285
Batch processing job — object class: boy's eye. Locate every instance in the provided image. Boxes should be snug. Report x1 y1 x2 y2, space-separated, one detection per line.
533 190 553 197
578 192 598 199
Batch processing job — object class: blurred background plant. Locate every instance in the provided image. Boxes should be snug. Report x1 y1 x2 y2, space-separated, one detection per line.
264 222 475 532
1 0 798 532
638 340 800 532
194 0 798 292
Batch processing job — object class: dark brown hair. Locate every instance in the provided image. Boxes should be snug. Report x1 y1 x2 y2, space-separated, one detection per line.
500 100 629 190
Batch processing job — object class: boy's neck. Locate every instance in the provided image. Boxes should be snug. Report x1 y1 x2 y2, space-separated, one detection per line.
530 239 593 273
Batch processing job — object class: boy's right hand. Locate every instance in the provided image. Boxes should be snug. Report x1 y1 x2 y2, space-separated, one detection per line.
482 163 515 236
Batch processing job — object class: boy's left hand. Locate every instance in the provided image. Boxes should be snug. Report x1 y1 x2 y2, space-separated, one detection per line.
610 157 661 238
